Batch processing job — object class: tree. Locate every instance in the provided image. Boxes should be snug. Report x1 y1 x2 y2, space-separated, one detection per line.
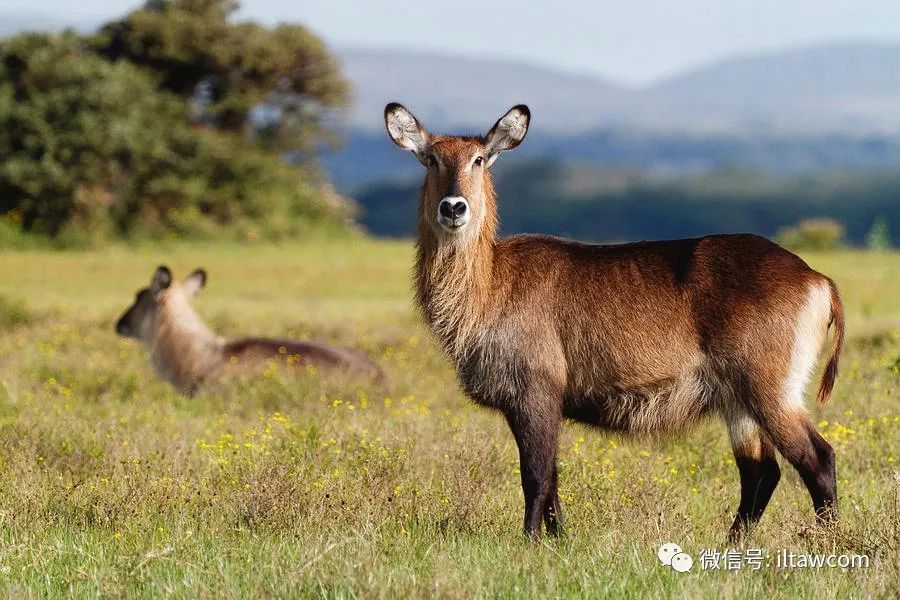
0 32 187 236
865 217 891 251
0 27 350 241
94 0 349 154
0 7 353 243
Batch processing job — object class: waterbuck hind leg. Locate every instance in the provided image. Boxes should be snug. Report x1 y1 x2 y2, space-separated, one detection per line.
754 406 838 524
505 405 562 540
788 422 838 523
726 411 781 542
748 279 839 524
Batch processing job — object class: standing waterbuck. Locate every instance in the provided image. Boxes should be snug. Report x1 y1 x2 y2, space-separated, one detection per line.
384 102 844 540
116 266 384 394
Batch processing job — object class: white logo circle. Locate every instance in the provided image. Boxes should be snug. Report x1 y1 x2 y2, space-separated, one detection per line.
657 543 683 566
671 552 694 573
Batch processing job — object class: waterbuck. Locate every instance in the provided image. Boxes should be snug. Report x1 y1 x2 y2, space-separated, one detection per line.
115 266 384 394
384 102 844 540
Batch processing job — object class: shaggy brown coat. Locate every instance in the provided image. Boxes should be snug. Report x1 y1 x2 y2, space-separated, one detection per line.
116 266 384 394
385 102 843 540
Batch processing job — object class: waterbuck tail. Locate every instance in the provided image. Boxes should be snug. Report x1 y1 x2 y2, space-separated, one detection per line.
816 278 844 406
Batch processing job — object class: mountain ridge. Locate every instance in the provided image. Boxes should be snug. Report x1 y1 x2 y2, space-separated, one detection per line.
3 13 898 134
338 42 900 134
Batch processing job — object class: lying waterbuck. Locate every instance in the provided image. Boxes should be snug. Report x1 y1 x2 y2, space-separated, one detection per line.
384 102 844 540
115 266 384 394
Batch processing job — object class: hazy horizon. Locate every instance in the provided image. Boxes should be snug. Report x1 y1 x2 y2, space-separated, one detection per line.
2 0 900 85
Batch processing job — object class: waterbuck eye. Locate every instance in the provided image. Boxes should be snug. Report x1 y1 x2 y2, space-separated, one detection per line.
426 155 438 168
473 156 484 167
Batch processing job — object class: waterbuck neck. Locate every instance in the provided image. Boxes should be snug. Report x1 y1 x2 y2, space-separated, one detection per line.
414 182 499 360
151 290 224 390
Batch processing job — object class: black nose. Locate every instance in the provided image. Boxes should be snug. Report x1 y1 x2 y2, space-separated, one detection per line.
115 319 127 336
439 199 467 219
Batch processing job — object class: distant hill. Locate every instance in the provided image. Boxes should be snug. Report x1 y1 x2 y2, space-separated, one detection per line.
338 43 900 134
338 48 633 135
326 43 900 190
647 44 900 133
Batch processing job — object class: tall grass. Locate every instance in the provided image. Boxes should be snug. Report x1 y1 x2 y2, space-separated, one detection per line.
0 240 897 597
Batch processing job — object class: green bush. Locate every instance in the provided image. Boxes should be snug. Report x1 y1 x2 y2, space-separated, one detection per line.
866 217 891 251
775 217 846 251
0 2 352 244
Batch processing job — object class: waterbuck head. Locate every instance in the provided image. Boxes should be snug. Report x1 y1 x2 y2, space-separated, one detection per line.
384 103 530 246
115 265 207 341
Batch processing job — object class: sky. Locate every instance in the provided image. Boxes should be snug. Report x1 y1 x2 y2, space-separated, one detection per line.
2 0 900 85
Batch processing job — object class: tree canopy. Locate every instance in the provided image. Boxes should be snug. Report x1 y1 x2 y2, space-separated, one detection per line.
0 0 351 244
94 0 348 150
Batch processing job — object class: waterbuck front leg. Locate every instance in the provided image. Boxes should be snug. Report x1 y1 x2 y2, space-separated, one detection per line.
505 401 563 540
543 464 564 537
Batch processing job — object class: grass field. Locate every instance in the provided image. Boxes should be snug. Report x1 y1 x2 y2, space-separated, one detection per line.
0 236 898 598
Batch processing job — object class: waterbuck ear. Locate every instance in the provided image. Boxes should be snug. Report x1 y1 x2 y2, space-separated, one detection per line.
183 268 207 297
384 102 430 164
484 105 530 166
151 265 172 293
